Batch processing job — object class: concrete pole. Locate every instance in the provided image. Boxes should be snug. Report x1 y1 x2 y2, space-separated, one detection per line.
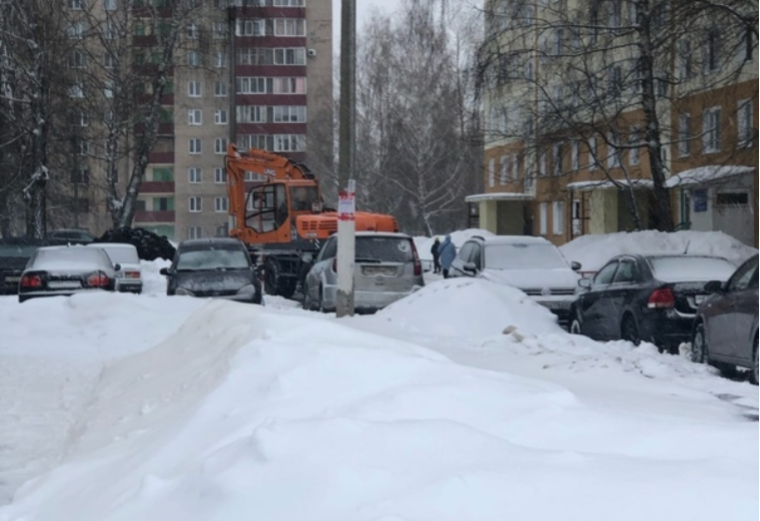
336 0 356 317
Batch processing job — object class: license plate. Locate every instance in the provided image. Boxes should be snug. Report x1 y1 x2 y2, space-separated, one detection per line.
48 281 82 289
363 266 395 276
5 276 20 283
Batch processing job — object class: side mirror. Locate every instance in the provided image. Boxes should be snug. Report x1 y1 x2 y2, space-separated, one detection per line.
113 263 122 272
571 261 582 271
704 280 724 293
578 278 592 289
463 262 477 274
159 267 170 276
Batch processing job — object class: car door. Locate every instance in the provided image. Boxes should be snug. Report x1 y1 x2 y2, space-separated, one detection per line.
449 241 476 277
578 260 619 340
705 257 757 359
306 238 336 301
603 257 640 339
723 257 759 362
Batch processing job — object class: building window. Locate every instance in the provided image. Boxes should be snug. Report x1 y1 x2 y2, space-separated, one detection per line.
607 131 621 168
215 196 229 213
188 226 202 239
75 139 89 156
274 18 307 36
153 197 175 211
214 137 228 154
571 140 579 170
216 222 230 237
187 51 201 67
213 52 227 68
539 148 547 176
702 107 721 153
70 167 90 184
737 99 753 148
188 109 202 125
552 201 564 236
499 156 509 185
215 109 228 125
104 0 117 10
214 81 228 97
188 81 202 97
104 52 115 69
678 113 691 157
487 158 495 187
153 167 173 181
212 22 227 39
512 153 520 180
539 202 548 235
189 138 201 154
69 50 86 69
715 192 749 206
104 21 115 40
188 167 202 184
629 126 641 165
552 143 563 176
214 168 227 184
237 105 267 123
272 106 307 123
188 196 202 213
608 0 621 27
67 22 84 39
703 28 721 74
588 136 597 170
236 19 266 36
678 38 692 80
72 109 89 127
69 84 84 98
187 23 200 39
272 134 305 152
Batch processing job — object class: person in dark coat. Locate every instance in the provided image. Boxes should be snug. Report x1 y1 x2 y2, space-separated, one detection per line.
430 237 441 274
438 235 457 279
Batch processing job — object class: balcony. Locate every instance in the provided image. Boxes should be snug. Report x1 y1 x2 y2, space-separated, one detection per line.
149 151 174 163
140 181 175 193
134 210 175 223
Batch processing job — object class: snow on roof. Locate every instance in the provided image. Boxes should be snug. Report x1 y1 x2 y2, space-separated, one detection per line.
560 230 758 272
565 179 653 191
465 192 535 203
480 235 551 246
665 165 754 188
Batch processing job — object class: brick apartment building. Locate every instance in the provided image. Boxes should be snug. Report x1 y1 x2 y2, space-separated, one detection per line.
471 0 758 247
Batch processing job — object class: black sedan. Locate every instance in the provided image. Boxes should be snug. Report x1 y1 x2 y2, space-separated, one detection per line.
569 254 737 353
160 238 263 305
691 254 758 384
0 239 46 294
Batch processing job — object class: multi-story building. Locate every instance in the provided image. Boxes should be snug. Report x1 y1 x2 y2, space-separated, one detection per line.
68 0 332 242
470 0 758 247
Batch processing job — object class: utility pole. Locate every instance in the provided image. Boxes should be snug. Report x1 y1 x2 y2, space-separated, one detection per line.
336 0 356 318
227 3 238 236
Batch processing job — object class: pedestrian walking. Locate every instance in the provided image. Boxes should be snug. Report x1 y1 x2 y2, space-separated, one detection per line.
430 237 441 274
438 235 457 279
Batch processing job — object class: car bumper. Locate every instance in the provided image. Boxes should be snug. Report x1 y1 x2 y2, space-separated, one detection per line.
532 296 575 323
117 281 143 293
638 309 694 348
323 285 421 312
19 289 109 301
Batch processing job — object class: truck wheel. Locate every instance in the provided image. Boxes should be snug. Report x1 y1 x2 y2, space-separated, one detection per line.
263 258 280 296
278 278 297 299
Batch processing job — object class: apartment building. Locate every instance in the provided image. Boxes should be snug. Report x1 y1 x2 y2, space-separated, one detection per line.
471 0 758 247
69 0 333 242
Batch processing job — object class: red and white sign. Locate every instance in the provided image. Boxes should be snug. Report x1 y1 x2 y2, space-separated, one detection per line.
338 190 356 221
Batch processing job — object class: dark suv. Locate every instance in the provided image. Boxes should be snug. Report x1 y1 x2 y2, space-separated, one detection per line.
160 238 263 304
692 254 758 384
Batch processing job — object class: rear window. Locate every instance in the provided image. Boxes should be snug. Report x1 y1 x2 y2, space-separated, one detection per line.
648 256 737 283
356 236 413 263
32 248 109 271
0 245 38 258
176 245 250 271
95 245 139 264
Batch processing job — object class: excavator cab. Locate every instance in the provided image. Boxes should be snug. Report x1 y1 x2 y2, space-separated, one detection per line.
242 180 323 244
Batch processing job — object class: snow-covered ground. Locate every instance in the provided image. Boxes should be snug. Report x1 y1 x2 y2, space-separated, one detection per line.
0 255 757 521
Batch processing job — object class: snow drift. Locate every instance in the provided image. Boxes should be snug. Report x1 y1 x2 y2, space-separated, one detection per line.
560 230 757 272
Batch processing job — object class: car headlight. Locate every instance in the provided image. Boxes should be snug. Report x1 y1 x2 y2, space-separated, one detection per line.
175 287 194 296
236 284 256 295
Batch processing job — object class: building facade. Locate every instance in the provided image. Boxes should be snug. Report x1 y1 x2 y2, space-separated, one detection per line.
472 0 758 247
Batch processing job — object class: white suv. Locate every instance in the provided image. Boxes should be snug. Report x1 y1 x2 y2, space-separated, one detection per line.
449 235 582 327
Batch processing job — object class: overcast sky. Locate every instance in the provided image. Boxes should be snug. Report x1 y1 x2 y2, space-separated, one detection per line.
331 0 403 53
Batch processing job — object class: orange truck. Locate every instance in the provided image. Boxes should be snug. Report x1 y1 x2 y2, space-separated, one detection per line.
225 144 399 298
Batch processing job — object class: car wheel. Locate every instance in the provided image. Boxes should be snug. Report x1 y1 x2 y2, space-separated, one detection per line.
691 322 709 364
570 317 582 335
318 286 326 313
621 315 641 346
750 338 758 386
302 284 311 310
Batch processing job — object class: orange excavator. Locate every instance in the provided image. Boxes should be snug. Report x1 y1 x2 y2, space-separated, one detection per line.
225 144 399 298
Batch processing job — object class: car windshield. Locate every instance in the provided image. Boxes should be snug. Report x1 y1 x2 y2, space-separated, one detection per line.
95 246 139 264
648 256 737 283
32 248 108 271
485 243 569 270
356 236 414 263
176 247 250 271
0 245 38 258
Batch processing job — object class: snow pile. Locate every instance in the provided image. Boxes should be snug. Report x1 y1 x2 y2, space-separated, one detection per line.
376 277 562 338
140 258 170 296
413 228 495 261
560 230 757 272
2 297 758 521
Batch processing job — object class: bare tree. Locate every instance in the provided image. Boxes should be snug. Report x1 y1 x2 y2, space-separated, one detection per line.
478 0 758 232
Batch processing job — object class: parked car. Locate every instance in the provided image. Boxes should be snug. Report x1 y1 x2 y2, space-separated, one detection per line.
88 243 143 293
18 245 120 303
448 235 582 326
569 253 738 353
47 229 96 244
160 238 263 304
0 239 47 295
691 254 758 384
302 232 424 313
